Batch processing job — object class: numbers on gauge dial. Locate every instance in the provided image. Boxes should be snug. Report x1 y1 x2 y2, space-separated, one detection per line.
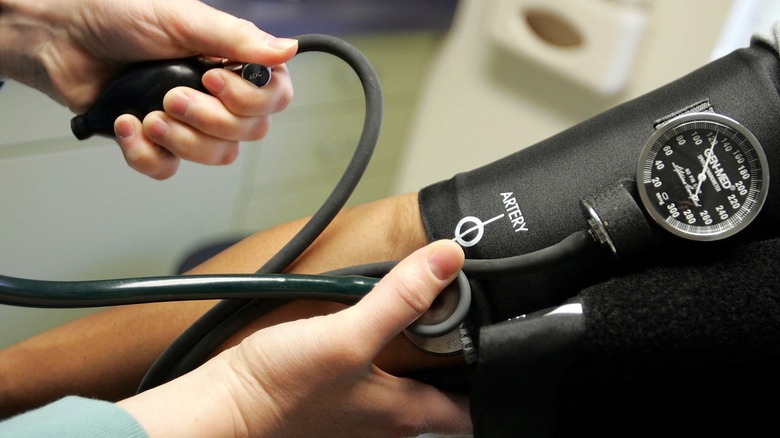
637 113 769 241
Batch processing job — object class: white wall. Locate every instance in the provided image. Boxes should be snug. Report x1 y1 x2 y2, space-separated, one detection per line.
0 81 249 346
394 0 761 193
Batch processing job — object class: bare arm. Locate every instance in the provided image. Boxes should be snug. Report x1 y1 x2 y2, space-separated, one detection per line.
0 192 440 418
1 242 470 437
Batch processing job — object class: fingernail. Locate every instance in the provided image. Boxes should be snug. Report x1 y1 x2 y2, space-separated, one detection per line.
115 120 134 139
147 118 168 138
268 37 298 51
203 70 226 95
167 90 190 116
428 242 458 281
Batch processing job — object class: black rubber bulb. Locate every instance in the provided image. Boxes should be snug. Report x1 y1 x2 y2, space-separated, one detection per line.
70 57 271 140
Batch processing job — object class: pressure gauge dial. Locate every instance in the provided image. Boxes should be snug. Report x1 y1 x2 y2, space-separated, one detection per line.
636 112 769 241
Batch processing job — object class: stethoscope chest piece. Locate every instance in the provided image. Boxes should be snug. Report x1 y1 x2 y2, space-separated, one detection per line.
404 271 472 355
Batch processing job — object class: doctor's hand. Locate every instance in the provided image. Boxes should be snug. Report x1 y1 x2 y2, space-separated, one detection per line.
118 240 473 438
0 0 296 179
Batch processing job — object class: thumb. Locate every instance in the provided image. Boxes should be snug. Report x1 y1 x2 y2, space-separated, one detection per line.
164 1 298 65
341 240 465 357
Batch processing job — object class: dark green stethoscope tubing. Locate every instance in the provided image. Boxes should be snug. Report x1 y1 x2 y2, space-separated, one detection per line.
0 273 379 308
0 229 597 308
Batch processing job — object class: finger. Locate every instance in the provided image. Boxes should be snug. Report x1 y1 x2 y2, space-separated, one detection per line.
142 111 241 165
114 114 180 179
341 240 465 356
201 64 293 117
161 2 298 65
162 86 271 141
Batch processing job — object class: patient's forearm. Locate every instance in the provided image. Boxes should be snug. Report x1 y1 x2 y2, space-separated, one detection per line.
192 192 427 275
0 193 432 419
0 300 214 419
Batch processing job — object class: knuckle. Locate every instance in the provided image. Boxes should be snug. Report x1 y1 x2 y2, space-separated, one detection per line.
273 89 293 113
123 147 156 172
227 90 260 116
234 18 259 37
149 167 176 180
394 278 433 315
216 144 240 165
133 158 177 180
246 117 271 141
118 128 180 179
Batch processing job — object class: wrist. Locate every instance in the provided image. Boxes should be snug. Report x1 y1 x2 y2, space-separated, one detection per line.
118 353 251 438
0 0 52 87
220 348 283 438
0 0 86 107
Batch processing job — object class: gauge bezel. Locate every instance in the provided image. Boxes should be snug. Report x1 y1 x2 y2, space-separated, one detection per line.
636 112 769 241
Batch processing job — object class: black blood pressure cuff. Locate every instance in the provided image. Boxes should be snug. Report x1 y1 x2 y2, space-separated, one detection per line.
469 236 780 437
418 40 780 332
417 34 780 438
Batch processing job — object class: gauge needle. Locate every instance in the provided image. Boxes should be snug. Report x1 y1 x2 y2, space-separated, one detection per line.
694 133 718 197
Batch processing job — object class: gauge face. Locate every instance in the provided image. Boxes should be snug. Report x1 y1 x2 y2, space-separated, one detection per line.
636 112 769 241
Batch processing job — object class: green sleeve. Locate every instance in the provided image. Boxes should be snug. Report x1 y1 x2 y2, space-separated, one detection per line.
0 396 148 437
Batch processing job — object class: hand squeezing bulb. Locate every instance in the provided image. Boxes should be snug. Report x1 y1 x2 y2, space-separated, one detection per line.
71 57 271 140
